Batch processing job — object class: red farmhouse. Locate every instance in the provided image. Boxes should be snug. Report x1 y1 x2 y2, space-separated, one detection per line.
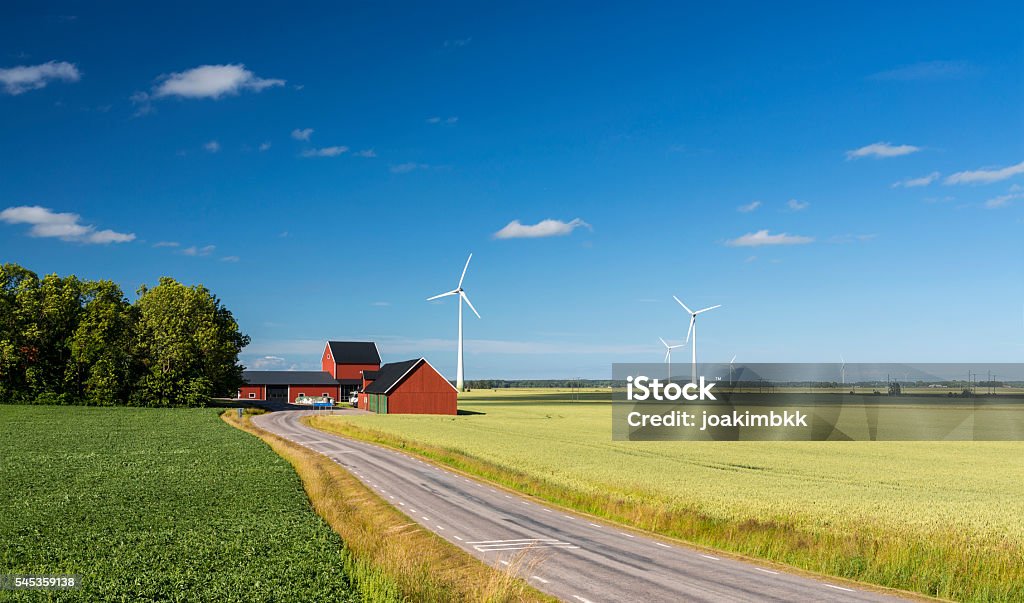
239 340 458 415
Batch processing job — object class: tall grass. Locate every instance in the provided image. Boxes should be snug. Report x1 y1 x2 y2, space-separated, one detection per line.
224 411 551 603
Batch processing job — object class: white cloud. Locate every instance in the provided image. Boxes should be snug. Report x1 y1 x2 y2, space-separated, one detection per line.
0 205 135 244
301 146 348 157
893 171 940 188
870 60 973 81
427 116 458 124
152 64 284 99
249 356 298 370
221 255 240 262
258 141 271 152
726 229 814 247
390 162 427 173
845 142 920 160
153 241 179 248
371 301 391 307
787 199 809 211
945 160 1024 185
181 244 215 256
203 140 220 153
737 201 761 213
0 61 80 95
983 194 1022 209
354 149 377 158
494 218 592 239
444 38 472 48
291 128 313 141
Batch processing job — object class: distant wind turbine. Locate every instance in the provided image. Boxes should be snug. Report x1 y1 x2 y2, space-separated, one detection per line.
730 354 737 386
840 356 846 385
673 296 721 384
427 253 481 391
659 337 684 382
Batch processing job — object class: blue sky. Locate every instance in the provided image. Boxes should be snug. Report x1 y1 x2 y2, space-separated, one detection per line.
2 1 1022 378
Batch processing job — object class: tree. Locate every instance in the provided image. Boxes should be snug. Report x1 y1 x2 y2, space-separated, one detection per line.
69 280 136 405
0 265 249 408
132 278 250 407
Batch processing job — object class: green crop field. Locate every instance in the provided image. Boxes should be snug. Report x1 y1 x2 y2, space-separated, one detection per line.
0 405 359 603
313 388 1024 602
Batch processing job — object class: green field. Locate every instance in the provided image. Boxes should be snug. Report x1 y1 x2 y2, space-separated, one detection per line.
314 388 1024 602
0 406 360 602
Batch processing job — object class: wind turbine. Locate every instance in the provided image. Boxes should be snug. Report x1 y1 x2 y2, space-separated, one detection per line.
840 356 846 386
659 337 684 382
427 253 480 392
673 296 721 384
729 354 737 386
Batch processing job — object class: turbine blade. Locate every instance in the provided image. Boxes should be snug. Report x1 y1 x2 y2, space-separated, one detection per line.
730 354 737 363
427 289 459 301
664 350 670 363
659 336 669 348
686 315 695 343
695 304 722 314
673 295 693 314
461 291 481 318
458 253 473 288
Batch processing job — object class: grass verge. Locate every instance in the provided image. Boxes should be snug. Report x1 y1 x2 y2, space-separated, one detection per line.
307 416 988 602
223 410 552 603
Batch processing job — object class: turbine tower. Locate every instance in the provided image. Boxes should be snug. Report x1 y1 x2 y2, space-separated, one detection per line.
730 354 737 386
659 337 684 382
427 253 480 391
673 296 721 384
840 356 846 385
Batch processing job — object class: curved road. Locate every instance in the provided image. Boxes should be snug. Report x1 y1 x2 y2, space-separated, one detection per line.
254 410 910 603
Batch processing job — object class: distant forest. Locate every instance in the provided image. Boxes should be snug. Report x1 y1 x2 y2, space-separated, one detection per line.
0 263 249 406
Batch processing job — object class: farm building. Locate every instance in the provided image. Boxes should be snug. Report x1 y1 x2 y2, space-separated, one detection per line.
238 371 341 404
239 340 457 414
358 358 458 415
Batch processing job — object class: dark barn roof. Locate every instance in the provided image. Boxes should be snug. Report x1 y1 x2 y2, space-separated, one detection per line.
243 370 339 386
362 370 379 380
363 359 423 394
326 341 381 365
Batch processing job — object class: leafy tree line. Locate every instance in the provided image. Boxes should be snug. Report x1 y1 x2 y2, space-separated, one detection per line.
0 263 250 407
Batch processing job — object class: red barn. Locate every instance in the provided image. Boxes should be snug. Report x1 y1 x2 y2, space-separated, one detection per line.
240 341 455 413
358 358 458 415
322 341 381 380
239 371 341 404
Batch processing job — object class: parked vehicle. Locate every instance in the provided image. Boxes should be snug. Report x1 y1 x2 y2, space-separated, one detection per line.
293 395 334 407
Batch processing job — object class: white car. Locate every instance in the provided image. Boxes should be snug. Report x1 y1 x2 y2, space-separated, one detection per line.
294 395 334 407
348 392 359 406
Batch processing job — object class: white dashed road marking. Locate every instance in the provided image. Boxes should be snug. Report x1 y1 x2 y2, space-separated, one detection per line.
825 584 854 592
468 538 579 552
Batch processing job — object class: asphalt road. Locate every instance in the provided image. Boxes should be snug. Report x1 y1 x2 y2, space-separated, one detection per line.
253 410 910 603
